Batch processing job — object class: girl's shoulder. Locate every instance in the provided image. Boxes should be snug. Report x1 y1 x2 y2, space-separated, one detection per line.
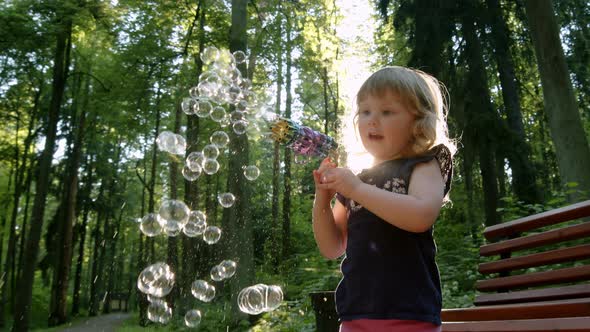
404 144 453 195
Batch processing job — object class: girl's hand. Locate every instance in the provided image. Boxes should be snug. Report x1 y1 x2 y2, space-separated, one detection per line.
317 167 363 198
313 157 337 202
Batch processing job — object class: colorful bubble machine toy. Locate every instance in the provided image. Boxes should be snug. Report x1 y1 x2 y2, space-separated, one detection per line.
269 117 338 159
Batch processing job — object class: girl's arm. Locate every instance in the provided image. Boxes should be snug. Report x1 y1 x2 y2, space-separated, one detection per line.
319 159 445 233
312 199 347 259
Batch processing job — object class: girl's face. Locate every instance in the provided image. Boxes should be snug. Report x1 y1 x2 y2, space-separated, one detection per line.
357 91 416 164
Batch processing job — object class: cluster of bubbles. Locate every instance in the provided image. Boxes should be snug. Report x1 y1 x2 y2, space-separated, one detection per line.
137 46 284 327
139 200 222 245
237 284 284 315
137 262 175 298
210 259 237 281
156 131 187 156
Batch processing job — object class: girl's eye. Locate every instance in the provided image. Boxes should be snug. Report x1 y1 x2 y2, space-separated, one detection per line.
382 110 393 115
360 110 370 116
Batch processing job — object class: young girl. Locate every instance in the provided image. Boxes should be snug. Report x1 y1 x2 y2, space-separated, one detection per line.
312 66 455 332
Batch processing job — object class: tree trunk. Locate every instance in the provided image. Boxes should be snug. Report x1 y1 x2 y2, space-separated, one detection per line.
138 105 161 325
271 10 283 270
12 17 72 332
72 157 94 315
524 0 590 198
166 86 181 312
282 14 293 261
408 0 453 78
486 0 541 203
181 0 204 310
223 0 253 325
461 4 500 226
49 63 88 327
89 182 105 316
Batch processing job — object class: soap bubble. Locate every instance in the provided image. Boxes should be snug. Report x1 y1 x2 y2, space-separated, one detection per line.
236 100 248 112
201 45 220 64
159 199 190 227
266 285 283 311
147 300 172 324
233 50 247 64
219 260 237 279
210 264 225 282
206 72 222 86
137 262 175 297
186 151 206 171
189 86 199 99
243 165 260 181
210 106 227 122
218 193 235 208
210 131 230 148
237 284 265 315
203 226 222 244
169 134 186 155
215 49 235 69
239 78 252 90
203 144 220 159
183 210 207 237
195 100 212 118
184 309 202 327
232 120 248 135
228 85 242 104
202 158 220 175
237 284 283 315
197 81 216 99
156 131 177 152
230 111 245 123
181 98 196 115
147 294 164 304
140 213 162 237
182 164 201 182
191 279 216 302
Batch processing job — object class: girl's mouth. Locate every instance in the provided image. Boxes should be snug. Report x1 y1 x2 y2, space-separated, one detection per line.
368 133 384 140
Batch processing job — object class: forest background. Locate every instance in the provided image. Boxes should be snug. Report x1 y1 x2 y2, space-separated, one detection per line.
0 0 589 331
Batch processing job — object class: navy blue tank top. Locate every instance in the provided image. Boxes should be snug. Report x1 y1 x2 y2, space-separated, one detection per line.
335 144 453 326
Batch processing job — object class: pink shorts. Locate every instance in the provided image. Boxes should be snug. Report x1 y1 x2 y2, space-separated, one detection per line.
340 319 441 332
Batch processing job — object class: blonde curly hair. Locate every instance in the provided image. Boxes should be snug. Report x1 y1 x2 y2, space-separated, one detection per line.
355 66 456 157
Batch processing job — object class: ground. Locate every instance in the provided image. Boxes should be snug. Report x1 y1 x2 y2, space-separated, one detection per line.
55 313 131 332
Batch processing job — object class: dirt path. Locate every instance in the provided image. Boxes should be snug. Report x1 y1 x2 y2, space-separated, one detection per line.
56 312 131 332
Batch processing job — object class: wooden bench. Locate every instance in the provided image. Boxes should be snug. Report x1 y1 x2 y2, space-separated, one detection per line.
107 292 130 312
442 200 590 331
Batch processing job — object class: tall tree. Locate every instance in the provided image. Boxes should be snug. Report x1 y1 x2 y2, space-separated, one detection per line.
461 1 501 226
524 0 590 197
485 0 541 204
282 11 293 260
12 10 72 332
222 0 253 324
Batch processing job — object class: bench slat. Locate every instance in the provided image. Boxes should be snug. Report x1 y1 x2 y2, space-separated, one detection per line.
476 265 590 291
483 200 590 240
442 317 590 332
479 244 590 274
480 222 590 257
441 297 590 321
474 283 590 306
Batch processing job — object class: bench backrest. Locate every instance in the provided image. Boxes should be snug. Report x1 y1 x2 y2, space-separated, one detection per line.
474 200 590 306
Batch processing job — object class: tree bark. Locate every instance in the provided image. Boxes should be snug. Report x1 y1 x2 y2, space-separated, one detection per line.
271 8 283 270
12 17 72 332
524 0 590 198
486 0 541 203
49 63 87 327
461 4 500 226
223 0 253 324
282 13 293 261
72 156 94 316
